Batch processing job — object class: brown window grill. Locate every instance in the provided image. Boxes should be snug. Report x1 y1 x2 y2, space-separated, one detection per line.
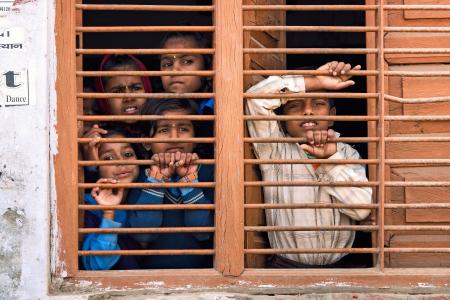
53 0 450 289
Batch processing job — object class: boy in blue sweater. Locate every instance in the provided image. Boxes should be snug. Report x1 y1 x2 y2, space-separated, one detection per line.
134 98 214 268
82 126 159 270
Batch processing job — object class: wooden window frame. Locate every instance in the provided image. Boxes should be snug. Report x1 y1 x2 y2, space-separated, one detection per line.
53 0 450 291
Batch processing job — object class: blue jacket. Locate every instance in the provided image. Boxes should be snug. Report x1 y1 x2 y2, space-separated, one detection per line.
81 166 214 270
132 164 214 269
81 170 157 270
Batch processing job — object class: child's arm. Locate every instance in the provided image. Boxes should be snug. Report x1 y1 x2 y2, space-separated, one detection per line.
175 153 214 241
316 143 372 221
245 75 304 159
306 61 361 92
81 179 125 270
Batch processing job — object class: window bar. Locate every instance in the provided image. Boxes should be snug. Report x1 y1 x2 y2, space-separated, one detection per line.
245 248 378 254
377 0 386 271
75 4 214 12
245 225 378 232
76 49 215 55
244 203 379 209
245 92 378 99
78 115 216 122
244 181 379 187
80 227 215 234
244 69 378 76
244 48 378 54
80 249 215 256
244 159 379 165
78 159 215 167
242 5 378 11
243 26 378 32
244 115 379 121
77 137 215 144
78 92 214 99
244 137 379 143
79 204 216 211
77 70 214 77
76 26 215 33
79 182 215 189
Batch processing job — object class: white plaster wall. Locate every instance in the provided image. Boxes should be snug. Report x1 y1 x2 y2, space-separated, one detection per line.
0 0 53 299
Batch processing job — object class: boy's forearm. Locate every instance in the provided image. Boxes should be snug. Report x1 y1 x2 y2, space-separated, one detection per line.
304 76 323 92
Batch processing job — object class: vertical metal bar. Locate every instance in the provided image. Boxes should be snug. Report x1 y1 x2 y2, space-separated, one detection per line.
214 0 245 276
376 0 386 271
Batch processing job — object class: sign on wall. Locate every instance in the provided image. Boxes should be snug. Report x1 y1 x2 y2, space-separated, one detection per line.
0 0 14 16
0 27 25 50
0 68 30 107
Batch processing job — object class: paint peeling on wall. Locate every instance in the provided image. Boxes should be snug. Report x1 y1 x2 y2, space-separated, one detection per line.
0 208 25 297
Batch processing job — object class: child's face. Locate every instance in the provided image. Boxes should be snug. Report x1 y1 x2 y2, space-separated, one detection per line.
104 65 147 121
148 109 195 154
282 98 336 138
160 37 205 93
98 134 139 183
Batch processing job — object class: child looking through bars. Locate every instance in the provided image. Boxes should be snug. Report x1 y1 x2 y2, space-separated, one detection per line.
81 126 156 270
129 98 214 269
245 62 372 268
159 31 214 158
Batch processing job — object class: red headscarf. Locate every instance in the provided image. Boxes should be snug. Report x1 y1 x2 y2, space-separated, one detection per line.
94 54 153 114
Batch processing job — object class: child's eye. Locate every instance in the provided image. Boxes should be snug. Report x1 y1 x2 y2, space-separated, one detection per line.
123 151 136 158
314 100 327 106
182 59 193 65
156 127 169 134
161 61 173 68
179 126 192 133
131 85 143 92
102 155 114 161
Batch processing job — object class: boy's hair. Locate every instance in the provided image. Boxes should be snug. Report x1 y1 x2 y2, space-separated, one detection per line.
97 124 145 160
159 31 213 92
140 98 200 137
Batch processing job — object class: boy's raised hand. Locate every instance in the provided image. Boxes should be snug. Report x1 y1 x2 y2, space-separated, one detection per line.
83 124 108 161
91 178 124 220
174 152 199 177
313 61 361 91
300 129 337 159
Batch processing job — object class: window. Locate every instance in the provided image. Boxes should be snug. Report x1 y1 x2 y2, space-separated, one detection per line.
54 0 450 289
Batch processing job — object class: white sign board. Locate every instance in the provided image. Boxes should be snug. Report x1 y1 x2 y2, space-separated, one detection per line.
0 27 25 50
0 68 32 107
